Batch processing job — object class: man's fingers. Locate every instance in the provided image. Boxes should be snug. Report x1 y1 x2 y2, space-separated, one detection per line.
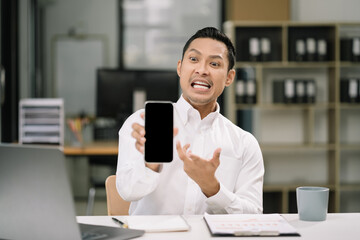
132 122 145 136
211 148 221 166
131 128 143 140
174 127 179 137
135 142 144 154
176 141 191 161
131 125 145 144
213 148 221 158
132 121 146 154
183 143 190 152
176 141 184 159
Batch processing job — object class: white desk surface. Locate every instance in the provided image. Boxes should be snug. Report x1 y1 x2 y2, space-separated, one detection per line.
77 213 360 239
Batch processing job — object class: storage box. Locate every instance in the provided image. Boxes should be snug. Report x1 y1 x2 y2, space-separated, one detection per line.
226 0 290 21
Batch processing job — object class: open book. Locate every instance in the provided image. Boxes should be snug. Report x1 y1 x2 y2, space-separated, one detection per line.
204 213 300 237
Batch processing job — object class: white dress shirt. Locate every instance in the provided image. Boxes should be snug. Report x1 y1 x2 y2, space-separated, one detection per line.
116 96 264 215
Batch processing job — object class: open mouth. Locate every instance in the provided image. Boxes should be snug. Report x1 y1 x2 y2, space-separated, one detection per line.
191 80 211 90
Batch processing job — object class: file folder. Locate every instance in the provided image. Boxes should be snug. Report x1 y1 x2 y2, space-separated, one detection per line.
204 213 300 237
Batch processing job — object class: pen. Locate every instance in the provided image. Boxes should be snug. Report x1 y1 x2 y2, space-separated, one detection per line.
112 217 128 228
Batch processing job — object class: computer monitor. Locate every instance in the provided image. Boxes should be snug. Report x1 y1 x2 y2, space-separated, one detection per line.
138 70 179 101
95 68 179 140
96 69 136 120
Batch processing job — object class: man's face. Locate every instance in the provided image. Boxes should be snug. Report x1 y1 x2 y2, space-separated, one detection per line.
177 38 235 108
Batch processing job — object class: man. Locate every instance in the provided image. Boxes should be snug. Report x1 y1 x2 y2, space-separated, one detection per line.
116 27 264 215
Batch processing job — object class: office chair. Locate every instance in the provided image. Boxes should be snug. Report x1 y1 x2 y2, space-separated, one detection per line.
105 175 130 216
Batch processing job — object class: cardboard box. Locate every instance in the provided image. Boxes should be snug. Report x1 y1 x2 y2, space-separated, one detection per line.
226 0 290 21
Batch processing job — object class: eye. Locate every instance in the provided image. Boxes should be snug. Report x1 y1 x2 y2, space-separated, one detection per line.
210 62 220 67
189 56 198 62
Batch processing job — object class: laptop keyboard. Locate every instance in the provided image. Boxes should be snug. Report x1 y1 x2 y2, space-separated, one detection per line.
82 231 108 240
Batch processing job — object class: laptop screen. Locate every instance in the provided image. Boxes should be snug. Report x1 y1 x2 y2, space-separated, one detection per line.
0 144 145 240
0 144 82 240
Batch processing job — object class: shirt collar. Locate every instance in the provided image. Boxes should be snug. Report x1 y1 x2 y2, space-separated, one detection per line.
175 95 220 127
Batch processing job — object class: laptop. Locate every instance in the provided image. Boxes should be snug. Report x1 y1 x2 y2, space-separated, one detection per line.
0 144 144 240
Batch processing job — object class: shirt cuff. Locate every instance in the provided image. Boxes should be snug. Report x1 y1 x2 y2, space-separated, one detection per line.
205 182 241 214
144 164 161 178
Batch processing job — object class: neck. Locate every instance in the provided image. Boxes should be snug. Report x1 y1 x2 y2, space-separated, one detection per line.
191 101 217 119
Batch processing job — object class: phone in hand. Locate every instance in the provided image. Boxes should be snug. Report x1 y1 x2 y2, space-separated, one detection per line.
144 101 173 163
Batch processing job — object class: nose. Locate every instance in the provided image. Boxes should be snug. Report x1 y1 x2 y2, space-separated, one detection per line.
195 60 209 76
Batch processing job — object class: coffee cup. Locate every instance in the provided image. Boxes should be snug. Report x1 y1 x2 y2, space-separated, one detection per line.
296 186 329 221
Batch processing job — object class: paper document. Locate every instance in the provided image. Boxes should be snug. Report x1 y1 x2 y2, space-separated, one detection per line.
127 215 190 232
204 213 300 237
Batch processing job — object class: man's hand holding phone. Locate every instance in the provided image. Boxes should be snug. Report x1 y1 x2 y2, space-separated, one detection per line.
131 112 146 154
131 101 176 171
131 102 220 197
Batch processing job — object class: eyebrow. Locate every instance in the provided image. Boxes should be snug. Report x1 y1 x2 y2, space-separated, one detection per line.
188 48 224 60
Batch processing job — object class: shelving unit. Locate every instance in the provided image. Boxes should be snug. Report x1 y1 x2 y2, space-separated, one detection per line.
224 21 360 213
19 98 64 145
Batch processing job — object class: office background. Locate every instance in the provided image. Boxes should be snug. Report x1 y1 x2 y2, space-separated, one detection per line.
1 0 360 215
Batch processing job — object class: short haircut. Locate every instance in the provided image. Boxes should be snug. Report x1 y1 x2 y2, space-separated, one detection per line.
181 27 236 71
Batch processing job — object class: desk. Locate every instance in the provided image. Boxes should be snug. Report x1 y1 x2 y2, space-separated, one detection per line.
63 141 118 156
77 213 360 240
63 141 118 215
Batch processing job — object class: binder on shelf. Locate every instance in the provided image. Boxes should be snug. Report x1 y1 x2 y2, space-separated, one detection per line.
235 78 246 103
260 38 271 62
353 38 360 62
236 68 257 104
340 79 349 102
305 79 316 103
245 79 257 104
249 37 260 62
284 79 295 103
341 38 352 61
317 39 327 61
235 69 246 103
306 38 316 62
341 78 359 103
295 39 305 62
295 80 306 103
358 79 360 103
273 80 285 103
340 37 360 62
349 78 359 103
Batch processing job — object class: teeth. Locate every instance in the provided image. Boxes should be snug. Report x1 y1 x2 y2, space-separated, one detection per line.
192 81 210 89
193 85 209 89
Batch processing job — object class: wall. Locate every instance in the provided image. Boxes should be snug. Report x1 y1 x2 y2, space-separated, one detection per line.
19 0 360 100
41 0 118 197
43 0 118 97
291 0 360 22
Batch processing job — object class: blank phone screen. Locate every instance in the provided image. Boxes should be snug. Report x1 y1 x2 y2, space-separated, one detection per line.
144 102 173 163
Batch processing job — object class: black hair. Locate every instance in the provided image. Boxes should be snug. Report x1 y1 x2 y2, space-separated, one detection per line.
181 27 236 71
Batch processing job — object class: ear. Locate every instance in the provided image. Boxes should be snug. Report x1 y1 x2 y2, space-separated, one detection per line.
177 60 182 77
225 69 235 87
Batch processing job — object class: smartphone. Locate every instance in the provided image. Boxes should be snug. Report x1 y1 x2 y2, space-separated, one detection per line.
144 101 173 163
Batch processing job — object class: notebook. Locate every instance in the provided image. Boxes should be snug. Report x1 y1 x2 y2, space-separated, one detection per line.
126 215 190 232
0 144 144 240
